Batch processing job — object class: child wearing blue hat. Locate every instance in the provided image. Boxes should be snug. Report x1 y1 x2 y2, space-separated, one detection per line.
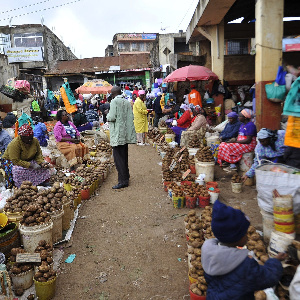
201 200 287 300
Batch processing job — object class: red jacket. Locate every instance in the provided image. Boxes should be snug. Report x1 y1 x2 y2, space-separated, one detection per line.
177 110 192 128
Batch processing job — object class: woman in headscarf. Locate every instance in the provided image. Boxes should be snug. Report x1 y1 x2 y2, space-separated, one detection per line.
217 109 257 170
171 104 192 144
53 110 89 170
133 90 148 145
243 128 287 181
219 112 241 142
188 105 207 131
2 124 52 187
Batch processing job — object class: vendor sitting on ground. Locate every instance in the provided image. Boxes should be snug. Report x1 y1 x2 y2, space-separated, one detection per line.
0 120 12 154
243 128 287 181
219 112 241 142
171 104 192 144
72 111 92 132
33 119 49 147
187 105 207 131
201 200 285 299
2 124 52 187
217 109 257 171
54 110 89 170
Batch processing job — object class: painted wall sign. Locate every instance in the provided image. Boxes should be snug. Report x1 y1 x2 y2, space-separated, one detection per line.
5 47 44 63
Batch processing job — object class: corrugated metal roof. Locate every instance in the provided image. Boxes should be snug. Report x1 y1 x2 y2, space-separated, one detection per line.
46 53 152 75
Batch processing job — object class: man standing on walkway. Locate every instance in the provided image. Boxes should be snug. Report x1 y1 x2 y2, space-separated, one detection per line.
107 86 136 189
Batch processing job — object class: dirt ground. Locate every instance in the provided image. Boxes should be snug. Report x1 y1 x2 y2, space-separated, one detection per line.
54 144 260 300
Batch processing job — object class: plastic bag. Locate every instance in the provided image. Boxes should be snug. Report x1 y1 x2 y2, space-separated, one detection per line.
256 163 300 214
283 77 300 117
265 82 286 102
14 80 30 94
275 66 287 85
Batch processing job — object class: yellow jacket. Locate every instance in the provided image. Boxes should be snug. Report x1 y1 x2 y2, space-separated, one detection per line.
133 98 148 133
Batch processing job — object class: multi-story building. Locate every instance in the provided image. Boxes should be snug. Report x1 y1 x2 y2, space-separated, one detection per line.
0 24 76 97
111 33 159 69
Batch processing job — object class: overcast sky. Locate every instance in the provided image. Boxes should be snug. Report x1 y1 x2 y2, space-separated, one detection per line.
0 0 199 59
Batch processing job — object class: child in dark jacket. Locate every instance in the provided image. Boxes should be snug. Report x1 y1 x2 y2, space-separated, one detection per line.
201 200 286 300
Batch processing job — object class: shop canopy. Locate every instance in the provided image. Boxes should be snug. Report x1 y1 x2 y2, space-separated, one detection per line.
163 65 219 83
76 80 113 95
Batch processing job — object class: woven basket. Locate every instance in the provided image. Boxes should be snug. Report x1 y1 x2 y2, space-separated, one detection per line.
0 223 21 259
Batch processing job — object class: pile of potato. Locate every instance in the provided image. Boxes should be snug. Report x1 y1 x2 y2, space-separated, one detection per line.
189 156 195 165
8 248 34 296
171 185 184 197
34 240 53 266
50 170 66 184
96 140 112 155
4 181 38 213
159 120 167 128
179 148 189 171
184 210 207 297
246 225 269 265
147 127 160 140
195 146 214 162
34 241 56 283
188 135 201 148
20 204 51 226
201 207 214 239
166 127 175 134
36 183 64 213
231 174 242 183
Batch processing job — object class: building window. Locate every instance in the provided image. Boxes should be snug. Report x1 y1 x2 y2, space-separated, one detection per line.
118 43 125 50
131 43 138 50
110 52 113 56
14 33 43 48
225 39 249 55
139 42 145 51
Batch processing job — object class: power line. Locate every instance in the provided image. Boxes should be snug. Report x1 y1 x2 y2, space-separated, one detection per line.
0 0 82 22
176 0 198 31
0 0 51 14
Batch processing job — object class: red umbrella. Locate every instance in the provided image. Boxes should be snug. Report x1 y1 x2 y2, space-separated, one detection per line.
163 65 218 82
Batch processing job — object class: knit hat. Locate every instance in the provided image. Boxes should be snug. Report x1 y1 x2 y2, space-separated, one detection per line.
227 112 238 118
211 200 250 243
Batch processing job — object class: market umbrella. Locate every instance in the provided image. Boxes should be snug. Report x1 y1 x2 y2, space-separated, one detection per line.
76 80 113 95
163 65 218 82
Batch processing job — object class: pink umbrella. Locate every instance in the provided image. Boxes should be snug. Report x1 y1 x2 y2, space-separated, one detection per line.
163 65 218 82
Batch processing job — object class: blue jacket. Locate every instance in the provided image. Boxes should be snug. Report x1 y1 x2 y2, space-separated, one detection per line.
220 120 241 141
202 239 283 300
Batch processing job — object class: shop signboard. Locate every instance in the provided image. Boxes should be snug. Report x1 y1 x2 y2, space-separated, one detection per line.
5 47 44 63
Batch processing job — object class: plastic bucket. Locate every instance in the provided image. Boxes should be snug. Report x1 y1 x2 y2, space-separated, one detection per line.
206 182 218 189
62 200 73 231
208 190 219 204
195 160 215 182
260 209 274 243
195 179 205 185
239 152 254 172
4 211 23 226
49 210 63 244
268 231 295 257
190 164 196 174
172 196 185 208
189 289 206 300
273 195 295 234
19 221 53 253
185 196 197 209
160 151 166 159
206 136 219 147
34 276 57 300
188 273 198 285
168 189 172 199
81 188 90 200
231 182 243 193
188 148 199 156
181 181 192 186
295 214 300 234
74 194 82 208
198 195 210 208
63 183 72 192
165 133 175 143
163 181 171 192
11 268 34 290
159 127 167 134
